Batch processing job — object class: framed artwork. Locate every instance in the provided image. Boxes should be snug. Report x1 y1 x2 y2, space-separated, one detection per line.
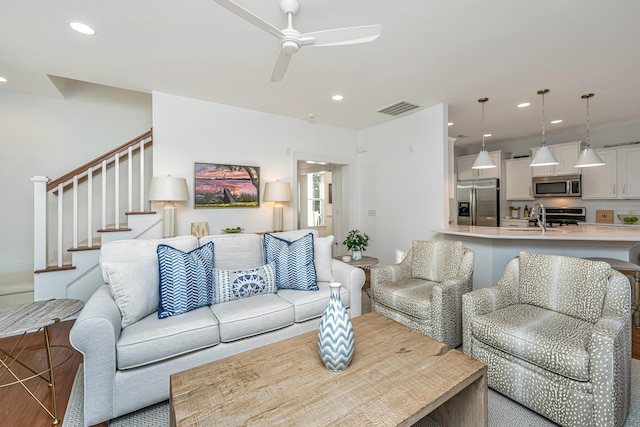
194 163 260 208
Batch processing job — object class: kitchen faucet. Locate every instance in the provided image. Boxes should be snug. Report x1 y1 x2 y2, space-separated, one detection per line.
530 203 547 232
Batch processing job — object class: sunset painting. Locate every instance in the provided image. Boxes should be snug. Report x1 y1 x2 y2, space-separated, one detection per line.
194 163 260 208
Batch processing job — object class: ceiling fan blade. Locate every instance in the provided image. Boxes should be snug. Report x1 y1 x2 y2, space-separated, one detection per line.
212 0 285 38
271 50 293 82
303 24 382 47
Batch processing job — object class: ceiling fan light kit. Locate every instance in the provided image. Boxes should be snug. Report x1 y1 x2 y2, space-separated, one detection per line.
213 0 382 82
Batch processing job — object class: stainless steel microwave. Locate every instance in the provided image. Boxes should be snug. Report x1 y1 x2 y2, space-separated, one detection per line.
532 175 581 197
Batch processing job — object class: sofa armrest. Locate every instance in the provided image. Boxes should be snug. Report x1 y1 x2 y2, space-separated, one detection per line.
69 285 123 426
331 259 365 317
462 257 520 356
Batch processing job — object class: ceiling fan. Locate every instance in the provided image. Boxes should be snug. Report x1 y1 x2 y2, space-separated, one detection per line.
212 0 382 82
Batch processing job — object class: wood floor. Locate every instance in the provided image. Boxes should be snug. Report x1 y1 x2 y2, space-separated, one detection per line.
1 314 640 427
0 320 82 427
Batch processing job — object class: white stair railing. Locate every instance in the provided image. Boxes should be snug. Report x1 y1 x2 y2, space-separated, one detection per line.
32 130 153 271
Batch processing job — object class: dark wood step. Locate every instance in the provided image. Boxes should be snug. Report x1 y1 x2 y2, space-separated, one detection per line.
126 211 156 215
34 265 76 274
68 245 101 252
97 227 132 233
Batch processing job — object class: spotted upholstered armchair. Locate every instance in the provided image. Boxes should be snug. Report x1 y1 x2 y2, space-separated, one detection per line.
463 252 631 427
370 240 474 349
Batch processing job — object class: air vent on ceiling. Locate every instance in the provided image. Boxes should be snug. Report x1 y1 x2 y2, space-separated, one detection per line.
376 101 421 116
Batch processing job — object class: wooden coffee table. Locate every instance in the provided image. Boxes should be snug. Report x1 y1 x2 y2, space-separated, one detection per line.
170 312 487 426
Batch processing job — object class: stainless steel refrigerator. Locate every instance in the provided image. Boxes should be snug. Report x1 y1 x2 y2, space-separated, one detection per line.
456 179 500 226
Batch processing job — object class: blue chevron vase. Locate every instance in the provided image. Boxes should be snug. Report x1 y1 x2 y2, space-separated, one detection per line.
317 282 354 372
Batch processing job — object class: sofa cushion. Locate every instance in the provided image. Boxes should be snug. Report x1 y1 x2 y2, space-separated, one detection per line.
157 242 214 319
102 257 159 329
371 277 434 321
411 240 464 282
211 293 294 342
264 233 318 291
269 230 333 282
212 263 277 304
100 235 198 282
277 281 350 322
116 306 220 370
518 252 611 323
471 303 592 381
199 233 264 270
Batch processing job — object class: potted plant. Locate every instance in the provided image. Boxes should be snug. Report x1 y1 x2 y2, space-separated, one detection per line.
343 229 370 261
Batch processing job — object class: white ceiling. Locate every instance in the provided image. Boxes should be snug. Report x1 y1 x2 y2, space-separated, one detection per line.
2 1 639 147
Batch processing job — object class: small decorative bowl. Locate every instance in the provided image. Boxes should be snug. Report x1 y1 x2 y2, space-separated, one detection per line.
222 227 244 233
617 214 639 224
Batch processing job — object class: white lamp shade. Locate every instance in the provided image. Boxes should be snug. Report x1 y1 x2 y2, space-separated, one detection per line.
471 150 496 169
148 176 189 201
574 147 605 168
263 181 292 202
530 146 559 167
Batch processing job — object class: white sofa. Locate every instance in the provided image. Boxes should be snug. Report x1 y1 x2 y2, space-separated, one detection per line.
69 230 365 426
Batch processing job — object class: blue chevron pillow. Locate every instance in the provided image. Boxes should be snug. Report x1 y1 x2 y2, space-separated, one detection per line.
157 242 214 318
212 263 276 304
264 233 318 291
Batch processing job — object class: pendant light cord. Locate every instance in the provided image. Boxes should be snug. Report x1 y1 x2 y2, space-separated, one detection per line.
583 93 594 148
540 90 547 147
479 97 489 152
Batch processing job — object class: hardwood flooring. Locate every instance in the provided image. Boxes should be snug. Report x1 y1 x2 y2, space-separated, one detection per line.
0 304 639 427
0 320 82 427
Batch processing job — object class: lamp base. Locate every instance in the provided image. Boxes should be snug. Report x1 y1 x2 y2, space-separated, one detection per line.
162 204 176 238
273 205 283 232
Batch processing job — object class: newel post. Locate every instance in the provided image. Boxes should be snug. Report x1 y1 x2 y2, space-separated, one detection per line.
32 176 50 271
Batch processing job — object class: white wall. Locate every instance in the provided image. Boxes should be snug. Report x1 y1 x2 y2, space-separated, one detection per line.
151 92 359 236
357 104 448 265
0 82 151 273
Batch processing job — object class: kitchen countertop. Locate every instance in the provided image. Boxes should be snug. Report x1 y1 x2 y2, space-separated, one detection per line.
438 225 640 241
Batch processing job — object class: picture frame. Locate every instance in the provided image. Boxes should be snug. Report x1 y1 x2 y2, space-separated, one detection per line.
194 163 260 208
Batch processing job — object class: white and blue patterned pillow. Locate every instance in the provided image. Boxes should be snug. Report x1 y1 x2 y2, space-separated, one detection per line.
264 233 318 291
157 242 214 318
212 263 277 304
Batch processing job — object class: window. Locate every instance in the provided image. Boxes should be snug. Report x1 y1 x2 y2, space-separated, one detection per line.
307 173 325 227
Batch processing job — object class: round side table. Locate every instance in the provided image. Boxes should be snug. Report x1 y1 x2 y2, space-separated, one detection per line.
336 255 379 290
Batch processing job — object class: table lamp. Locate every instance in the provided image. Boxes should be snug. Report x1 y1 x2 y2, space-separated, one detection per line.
263 180 291 232
149 175 189 237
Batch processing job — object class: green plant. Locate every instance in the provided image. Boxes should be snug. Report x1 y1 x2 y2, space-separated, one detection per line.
342 230 370 251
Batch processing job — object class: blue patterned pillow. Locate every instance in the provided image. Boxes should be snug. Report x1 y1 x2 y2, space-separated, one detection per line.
157 242 214 318
212 263 277 304
264 233 318 291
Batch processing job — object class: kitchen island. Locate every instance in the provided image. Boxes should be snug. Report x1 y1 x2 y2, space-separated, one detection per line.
436 225 640 289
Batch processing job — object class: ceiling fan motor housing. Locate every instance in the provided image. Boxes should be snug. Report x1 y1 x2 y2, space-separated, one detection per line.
281 39 299 54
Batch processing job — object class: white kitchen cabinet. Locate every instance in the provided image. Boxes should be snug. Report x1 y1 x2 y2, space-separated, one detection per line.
456 150 507 181
530 141 582 177
505 157 534 200
582 145 640 199
581 148 617 199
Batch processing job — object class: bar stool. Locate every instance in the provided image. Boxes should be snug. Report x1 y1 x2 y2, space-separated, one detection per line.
586 257 640 327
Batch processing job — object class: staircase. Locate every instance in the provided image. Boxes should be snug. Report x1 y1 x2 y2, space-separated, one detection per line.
31 129 161 302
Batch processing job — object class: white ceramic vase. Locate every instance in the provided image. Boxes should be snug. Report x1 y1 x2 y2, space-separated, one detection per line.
351 250 362 261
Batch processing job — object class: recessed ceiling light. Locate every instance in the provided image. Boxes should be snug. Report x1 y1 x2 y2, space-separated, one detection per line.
448 122 454 126
550 119 563 124
69 21 96 35
517 102 531 108
306 160 328 165
331 94 344 101
483 133 492 138
0 77 7 83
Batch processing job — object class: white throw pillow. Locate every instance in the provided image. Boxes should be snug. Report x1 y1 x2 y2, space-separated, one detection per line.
314 235 334 282
102 257 159 328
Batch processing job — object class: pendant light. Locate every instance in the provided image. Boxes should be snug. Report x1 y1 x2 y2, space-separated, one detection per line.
472 97 496 169
530 89 559 167
574 93 605 168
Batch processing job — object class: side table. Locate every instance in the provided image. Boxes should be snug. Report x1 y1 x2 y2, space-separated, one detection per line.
0 298 84 425
335 255 379 290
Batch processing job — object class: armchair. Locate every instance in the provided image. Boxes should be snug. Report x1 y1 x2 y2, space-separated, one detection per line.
370 240 474 349
463 252 631 427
